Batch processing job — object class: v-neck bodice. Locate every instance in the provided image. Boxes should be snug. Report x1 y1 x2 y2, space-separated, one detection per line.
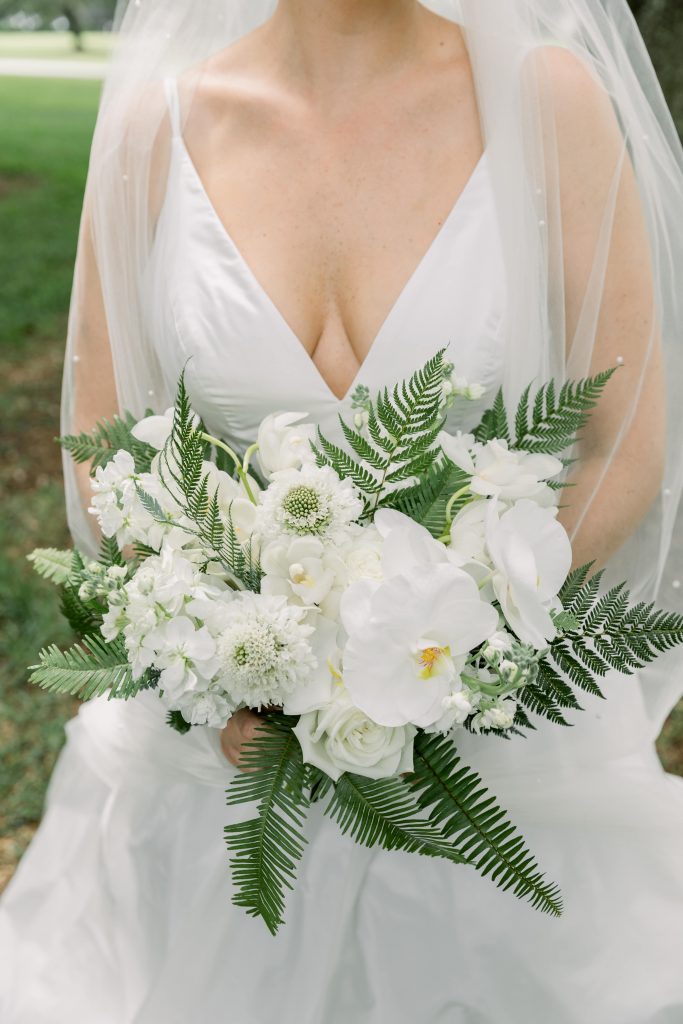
144 78 507 453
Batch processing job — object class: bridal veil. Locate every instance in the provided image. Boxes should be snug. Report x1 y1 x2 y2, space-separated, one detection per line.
61 0 683 764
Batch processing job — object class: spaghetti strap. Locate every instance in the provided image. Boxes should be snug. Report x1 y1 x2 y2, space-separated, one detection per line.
163 76 181 139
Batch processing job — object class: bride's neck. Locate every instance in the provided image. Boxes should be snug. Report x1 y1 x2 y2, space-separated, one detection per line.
266 0 424 94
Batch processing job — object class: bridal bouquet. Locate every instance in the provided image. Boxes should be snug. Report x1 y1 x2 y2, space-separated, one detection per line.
28 351 683 934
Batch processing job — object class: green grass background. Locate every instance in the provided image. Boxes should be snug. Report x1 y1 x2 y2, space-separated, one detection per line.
0 33 682 889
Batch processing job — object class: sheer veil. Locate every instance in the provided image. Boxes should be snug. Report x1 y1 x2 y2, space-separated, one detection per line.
62 0 683 768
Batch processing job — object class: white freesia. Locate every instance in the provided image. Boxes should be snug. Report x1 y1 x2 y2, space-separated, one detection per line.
255 464 363 544
341 511 498 728
257 411 315 479
486 499 572 649
294 688 416 782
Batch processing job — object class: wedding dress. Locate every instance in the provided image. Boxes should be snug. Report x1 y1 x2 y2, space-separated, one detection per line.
2 72 683 1023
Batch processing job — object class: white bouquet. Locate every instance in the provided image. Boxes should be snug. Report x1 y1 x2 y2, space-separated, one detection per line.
29 351 683 934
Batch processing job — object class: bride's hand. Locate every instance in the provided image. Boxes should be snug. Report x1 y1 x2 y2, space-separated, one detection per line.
220 708 265 773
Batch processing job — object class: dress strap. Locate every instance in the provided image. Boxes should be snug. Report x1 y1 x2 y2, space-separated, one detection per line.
163 76 182 139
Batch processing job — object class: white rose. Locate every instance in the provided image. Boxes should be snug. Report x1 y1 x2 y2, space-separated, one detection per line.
257 412 315 479
485 499 572 649
294 688 416 782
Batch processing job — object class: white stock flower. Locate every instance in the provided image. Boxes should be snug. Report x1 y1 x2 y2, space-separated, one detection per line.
294 688 416 782
255 464 363 544
472 697 517 733
173 687 234 728
341 510 498 729
423 687 477 735
141 616 218 700
257 412 315 479
486 499 572 649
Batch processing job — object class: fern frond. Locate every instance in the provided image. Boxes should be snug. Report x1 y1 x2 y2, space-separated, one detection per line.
512 368 616 454
29 634 139 700
325 773 471 863
408 733 563 916
225 716 309 935
27 548 74 585
59 410 155 474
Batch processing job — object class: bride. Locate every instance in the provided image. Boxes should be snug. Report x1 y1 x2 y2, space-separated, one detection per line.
2 1 683 1021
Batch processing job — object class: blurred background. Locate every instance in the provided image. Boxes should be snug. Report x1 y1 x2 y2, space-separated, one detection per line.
0 0 682 891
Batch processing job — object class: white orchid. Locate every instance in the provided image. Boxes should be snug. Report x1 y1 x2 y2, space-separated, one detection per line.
485 499 572 649
294 687 416 782
257 411 315 480
340 511 497 729
439 432 563 504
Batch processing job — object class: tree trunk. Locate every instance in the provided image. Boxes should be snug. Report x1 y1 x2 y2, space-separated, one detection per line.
61 4 83 52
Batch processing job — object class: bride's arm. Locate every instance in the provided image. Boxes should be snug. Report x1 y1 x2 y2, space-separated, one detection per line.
541 49 666 570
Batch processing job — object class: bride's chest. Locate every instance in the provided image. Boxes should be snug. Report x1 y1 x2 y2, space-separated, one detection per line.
144 142 507 452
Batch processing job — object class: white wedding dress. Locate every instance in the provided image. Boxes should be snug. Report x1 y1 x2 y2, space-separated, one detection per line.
2 77 683 1024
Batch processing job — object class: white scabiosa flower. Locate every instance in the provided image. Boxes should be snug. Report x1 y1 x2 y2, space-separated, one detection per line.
255 464 363 544
294 687 416 782
215 593 318 709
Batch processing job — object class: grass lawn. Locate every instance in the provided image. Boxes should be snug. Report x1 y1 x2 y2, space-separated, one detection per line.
0 71 682 896
0 30 113 62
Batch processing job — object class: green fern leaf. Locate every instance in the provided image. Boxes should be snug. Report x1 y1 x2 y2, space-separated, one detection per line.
408 732 563 916
225 715 309 935
29 634 137 701
27 548 74 585
512 368 617 455
59 410 155 474
325 773 471 863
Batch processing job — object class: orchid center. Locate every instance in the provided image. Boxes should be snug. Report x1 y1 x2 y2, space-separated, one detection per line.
415 642 453 680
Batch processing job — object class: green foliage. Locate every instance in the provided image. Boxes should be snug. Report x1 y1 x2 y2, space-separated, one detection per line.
26 547 73 585
325 773 471 863
391 459 471 539
167 709 192 734
59 410 155 474
28 633 146 701
409 733 563 916
511 369 617 455
315 349 448 514
224 716 309 936
59 585 102 636
159 373 262 591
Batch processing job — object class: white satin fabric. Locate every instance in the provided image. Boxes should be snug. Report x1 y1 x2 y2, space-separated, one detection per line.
2 77 683 1024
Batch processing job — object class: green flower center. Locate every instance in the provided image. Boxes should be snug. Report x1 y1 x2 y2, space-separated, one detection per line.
281 484 331 534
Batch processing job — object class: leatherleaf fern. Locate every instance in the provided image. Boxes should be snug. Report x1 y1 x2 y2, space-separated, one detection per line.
225 716 564 934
